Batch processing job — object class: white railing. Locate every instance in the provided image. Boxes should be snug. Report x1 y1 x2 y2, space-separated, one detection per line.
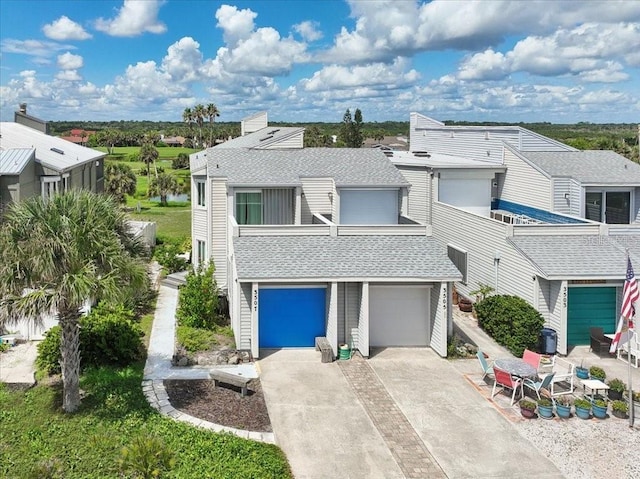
511 223 606 236
337 224 429 236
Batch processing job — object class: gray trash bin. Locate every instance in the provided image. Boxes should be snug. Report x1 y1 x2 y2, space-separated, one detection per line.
538 327 557 355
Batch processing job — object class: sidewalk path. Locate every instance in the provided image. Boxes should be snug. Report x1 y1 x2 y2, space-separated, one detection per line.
141 285 275 443
0 341 37 387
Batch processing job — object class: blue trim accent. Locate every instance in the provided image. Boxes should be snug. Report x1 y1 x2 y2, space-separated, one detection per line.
492 199 586 224
259 288 326 348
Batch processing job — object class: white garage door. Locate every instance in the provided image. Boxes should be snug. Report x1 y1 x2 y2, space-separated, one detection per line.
369 286 430 347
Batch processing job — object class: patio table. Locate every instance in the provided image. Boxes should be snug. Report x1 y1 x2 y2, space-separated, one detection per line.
493 358 538 379
581 379 609 401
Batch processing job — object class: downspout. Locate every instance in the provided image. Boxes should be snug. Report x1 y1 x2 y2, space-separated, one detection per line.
344 283 348 346
428 167 434 225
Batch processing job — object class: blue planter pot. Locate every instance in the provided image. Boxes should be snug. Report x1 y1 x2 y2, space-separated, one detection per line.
576 367 589 380
538 404 554 419
555 404 571 419
592 404 608 419
575 406 591 419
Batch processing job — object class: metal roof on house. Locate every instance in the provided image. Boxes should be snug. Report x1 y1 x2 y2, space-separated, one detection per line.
0 122 105 172
233 235 462 281
508 234 640 279
215 126 304 149
389 150 505 170
0 148 34 175
521 150 640 184
205 148 410 187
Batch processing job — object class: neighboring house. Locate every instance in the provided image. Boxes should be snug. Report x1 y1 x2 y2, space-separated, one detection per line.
191 112 461 359
60 129 96 146
0 111 105 210
392 112 640 355
363 135 409 151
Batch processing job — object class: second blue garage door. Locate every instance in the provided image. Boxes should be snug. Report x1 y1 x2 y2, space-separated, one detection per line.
259 287 326 348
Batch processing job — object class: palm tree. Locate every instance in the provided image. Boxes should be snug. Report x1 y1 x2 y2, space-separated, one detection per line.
149 172 181 206
206 103 220 147
140 140 159 189
0 190 147 412
193 104 205 147
105 163 137 203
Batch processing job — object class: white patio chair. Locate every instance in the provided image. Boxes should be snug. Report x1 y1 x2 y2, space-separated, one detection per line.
540 356 575 396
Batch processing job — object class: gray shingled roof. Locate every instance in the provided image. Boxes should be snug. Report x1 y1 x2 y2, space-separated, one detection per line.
215 127 303 149
0 148 34 175
522 150 640 184
233 235 462 280
508 235 640 278
206 148 409 187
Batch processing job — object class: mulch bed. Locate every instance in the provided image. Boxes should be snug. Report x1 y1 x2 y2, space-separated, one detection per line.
164 378 272 432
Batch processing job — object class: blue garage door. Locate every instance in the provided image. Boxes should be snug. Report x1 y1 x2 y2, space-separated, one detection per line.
259 287 326 348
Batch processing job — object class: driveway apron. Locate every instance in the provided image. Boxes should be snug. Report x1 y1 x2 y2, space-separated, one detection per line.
259 349 403 479
368 348 564 479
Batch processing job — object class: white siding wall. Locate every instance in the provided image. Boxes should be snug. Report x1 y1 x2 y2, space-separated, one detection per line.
519 131 576 151
358 282 370 357
265 131 304 149
398 166 430 224
552 178 571 215
501 148 551 210
300 177 334 224
211 179 228 288
429 282 448 357
410 129 515 163
548 281 566 355
326 283 338 354
239 283 252 350
570 180 583 217
537 277 551 321
191 176 208 267
241 112 267 135
432 202 537 303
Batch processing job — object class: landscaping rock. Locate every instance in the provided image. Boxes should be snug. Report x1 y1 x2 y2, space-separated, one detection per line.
228 354 240 365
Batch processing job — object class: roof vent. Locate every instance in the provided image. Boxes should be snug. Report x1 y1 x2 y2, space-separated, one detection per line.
50 147 64 155
412 151 431 158
259 135 274 142
268 129 280 135
383 151 394 157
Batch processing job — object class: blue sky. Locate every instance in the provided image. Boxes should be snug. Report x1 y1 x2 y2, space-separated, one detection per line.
1 0 639 123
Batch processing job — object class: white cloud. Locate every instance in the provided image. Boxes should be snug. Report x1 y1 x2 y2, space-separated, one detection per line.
301 58 419 92
458 49 511 81
94 0 166 37
55 70 82 81
293 21 322 42
320 0 640 64
215 5 257 47
42 16 92 41
1 39 75 63
57 52 83 70
161 37 203 83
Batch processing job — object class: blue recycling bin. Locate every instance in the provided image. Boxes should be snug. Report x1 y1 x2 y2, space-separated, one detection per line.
538 327 557 355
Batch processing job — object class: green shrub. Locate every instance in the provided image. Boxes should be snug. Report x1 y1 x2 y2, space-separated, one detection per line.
153 243 187 274
36 304 144 375
176 264 220 329
119 434 175 479
176 325 216 352
128 151 140 162
172 153 189 170
474 294 544 357
589 365 606 380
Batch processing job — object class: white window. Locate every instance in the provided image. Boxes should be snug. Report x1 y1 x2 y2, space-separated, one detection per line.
197 240 206 264
196 180 206 207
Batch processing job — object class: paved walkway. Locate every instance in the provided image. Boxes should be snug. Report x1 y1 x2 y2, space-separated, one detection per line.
141 285 275 444
339 355 446 479
0 340 37 386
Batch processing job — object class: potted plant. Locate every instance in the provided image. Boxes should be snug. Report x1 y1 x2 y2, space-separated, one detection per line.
574 398 591 419
537 397 554 419
589 365 606 381
592 398 608 419
612 400 629 419
576 360 589 380
554 396 572 419
607 378 625 400
519 399 537 418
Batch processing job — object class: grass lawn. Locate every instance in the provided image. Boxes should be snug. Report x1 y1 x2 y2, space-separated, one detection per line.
0 364 291 478
97 146 197 161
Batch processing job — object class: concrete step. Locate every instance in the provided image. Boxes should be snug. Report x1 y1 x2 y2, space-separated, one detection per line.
161 270 188 289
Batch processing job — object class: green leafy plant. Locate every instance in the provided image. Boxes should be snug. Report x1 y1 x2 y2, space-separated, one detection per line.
470 282 495 302
574 398 591 410
608 378 625 393
519 399 536 411
612 400 628 413
554 395 572 406
589 365 606 381
118 434 176 479
474 295 544 357
537 397 552 407
593 398 608 408
176 325 216 352
176 264 221 330
153 243 188 274
28 457 64 479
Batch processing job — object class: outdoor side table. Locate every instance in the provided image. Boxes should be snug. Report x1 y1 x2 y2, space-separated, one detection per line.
493 358 538 379
581 379 609 401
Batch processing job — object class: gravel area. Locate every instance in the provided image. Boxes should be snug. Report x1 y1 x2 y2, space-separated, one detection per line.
515 412 639 479
164 378 272 432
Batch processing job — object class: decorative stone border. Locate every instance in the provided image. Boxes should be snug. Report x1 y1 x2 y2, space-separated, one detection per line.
141 379 276 444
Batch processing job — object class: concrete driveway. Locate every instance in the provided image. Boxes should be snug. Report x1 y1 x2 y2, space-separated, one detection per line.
260 347 564 479
259 349 403 479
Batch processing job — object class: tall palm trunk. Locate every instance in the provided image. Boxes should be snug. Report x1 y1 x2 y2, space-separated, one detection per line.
59 311 82 413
